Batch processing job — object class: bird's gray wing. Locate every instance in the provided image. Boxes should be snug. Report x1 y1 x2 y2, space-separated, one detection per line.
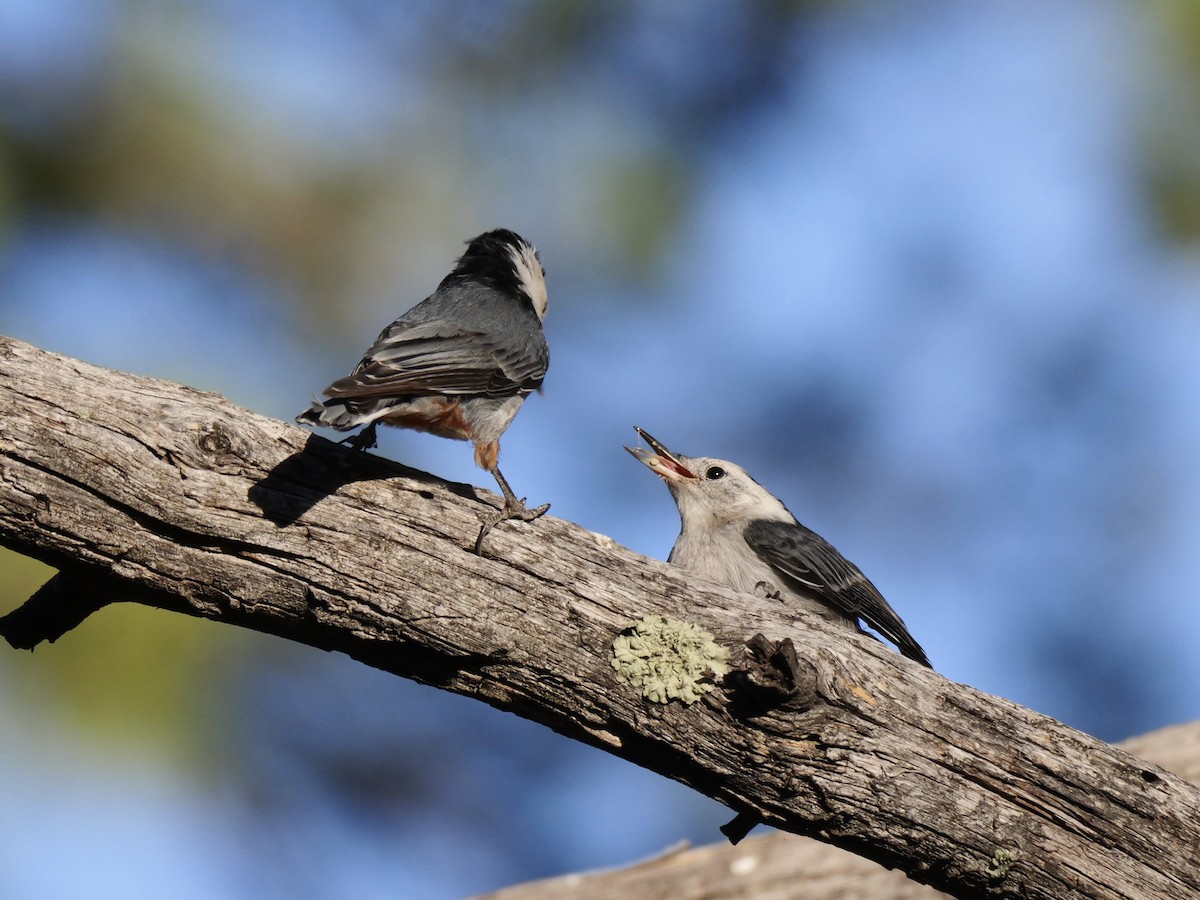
744 519 931 667
324 319 548 400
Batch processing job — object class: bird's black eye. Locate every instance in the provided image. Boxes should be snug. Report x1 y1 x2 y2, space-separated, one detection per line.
706 466 726 480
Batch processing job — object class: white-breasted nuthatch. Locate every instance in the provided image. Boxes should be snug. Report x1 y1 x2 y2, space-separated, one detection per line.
298 229 550 528
626 427 931 668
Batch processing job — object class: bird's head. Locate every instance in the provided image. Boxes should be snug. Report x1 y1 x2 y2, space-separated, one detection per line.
454 228 548 320
625 427 791 527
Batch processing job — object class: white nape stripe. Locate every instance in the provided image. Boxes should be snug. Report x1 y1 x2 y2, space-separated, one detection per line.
509 242 548 320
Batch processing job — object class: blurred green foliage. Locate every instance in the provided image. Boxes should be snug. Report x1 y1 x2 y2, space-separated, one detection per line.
1147 0 1200 243
1 548 252 765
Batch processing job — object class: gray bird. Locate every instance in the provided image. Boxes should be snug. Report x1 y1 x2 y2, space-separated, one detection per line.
626 427 930 668
298 228 550 528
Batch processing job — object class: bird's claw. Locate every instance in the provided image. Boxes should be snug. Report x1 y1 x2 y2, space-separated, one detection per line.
754 581 783 601
340 424 378 452
474 499 550 555
504 498 550 521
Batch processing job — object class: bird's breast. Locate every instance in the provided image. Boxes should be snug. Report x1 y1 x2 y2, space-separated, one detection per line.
669 529 779 594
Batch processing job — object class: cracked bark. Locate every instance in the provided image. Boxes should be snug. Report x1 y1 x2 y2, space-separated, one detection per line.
2 333 1198 899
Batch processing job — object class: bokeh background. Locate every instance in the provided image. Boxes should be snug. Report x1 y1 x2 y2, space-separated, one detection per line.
3 1 1200 897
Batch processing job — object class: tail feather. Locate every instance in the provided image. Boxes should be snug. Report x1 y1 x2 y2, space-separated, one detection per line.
295 396 326 427
295 398 362 431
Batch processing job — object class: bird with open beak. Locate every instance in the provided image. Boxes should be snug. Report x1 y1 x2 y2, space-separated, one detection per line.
626 427 930 668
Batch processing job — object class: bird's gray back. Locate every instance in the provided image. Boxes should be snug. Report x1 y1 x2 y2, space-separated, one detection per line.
383 282 548 369
334 281 549 401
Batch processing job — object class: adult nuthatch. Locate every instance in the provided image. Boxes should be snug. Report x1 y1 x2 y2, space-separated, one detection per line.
298 229 550 534
626 427 930 668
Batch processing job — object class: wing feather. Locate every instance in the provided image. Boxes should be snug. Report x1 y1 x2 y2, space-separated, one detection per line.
324 319 548 401
744 519 931 667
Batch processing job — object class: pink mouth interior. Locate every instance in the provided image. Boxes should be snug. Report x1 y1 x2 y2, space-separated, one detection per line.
655 454 695 480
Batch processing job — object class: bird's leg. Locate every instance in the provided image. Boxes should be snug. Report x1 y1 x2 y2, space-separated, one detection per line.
474 467 550 554
340 422 378 452
491 467 550 520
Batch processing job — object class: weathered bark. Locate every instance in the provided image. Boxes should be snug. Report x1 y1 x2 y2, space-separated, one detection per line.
1 334 1197 899
477 721 1200 900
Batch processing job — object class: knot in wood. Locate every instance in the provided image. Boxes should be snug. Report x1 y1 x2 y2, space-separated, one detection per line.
726 634 819 717
197 422 236 457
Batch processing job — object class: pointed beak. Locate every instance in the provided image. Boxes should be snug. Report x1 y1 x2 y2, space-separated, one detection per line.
625 427 698 483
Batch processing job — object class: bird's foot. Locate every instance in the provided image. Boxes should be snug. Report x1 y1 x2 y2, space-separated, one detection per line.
340 423 378 452
474 498 551 555
502 495 551 522
754 581 783 601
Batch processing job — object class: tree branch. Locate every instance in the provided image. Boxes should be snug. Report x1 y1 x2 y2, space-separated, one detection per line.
1 333 1197 899
478 721 1200 900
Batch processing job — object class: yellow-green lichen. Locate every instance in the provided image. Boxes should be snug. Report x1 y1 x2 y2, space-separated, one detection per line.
611 615 729 705
986 848 1019 881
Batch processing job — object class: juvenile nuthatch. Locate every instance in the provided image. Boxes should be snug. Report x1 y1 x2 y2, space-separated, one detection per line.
626 427 930 668
298 229 550 535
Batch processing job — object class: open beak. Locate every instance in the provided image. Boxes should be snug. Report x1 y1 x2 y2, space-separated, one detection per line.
625 427 698 483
